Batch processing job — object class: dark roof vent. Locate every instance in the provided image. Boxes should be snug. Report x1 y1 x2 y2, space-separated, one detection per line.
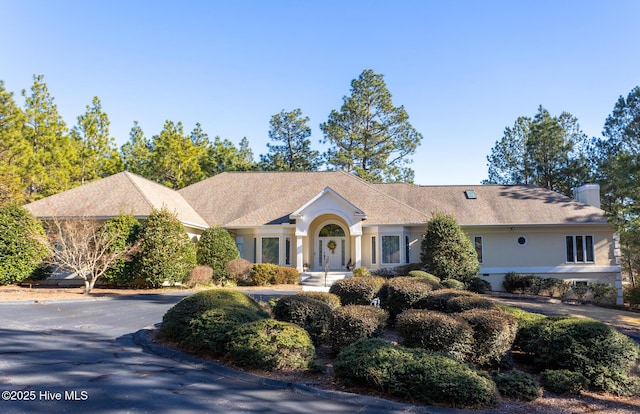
464 190 477 199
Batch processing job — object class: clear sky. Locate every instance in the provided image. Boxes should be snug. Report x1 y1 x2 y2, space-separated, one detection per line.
2 0 639 185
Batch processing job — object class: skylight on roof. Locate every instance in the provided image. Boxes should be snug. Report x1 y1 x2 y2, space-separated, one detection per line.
464 190 477 199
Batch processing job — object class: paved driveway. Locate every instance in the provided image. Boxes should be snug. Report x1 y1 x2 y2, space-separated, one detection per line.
0 292 454 414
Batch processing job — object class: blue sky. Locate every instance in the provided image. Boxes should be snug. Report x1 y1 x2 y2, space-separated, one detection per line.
2 0 639 185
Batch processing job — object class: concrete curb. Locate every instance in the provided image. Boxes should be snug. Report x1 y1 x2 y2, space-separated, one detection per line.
132 329 481 414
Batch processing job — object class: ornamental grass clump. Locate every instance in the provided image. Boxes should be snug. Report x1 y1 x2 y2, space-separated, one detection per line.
396 309 473 360
329 305 388 352
329 276 385 305
334 338 498 408
227 319 315 371
272 295 333 344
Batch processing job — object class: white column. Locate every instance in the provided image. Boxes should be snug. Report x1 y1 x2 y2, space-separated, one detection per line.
296 236 304 272
354 234 362 268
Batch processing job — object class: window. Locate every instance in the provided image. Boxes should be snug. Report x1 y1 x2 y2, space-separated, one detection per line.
318 239 323 267
405 235 410 264
474 236 483 264
371 236 377 264
319 224 345 237
382 235 401 264
261 237 279 264
566 235 594 263
341 239 346 266
253 238 257 263
285 237 291 266
516 236 527 246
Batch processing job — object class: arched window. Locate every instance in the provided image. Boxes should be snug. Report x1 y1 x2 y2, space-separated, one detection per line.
319 224 345 237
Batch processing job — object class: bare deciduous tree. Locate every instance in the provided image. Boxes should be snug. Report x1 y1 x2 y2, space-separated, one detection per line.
46 218 139 294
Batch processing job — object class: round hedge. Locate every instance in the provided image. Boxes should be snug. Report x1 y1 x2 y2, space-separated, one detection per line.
196 225 240 284
297 291 341 310
329 276 385 306
492 370 541 401
272 295 332 344
159 289 268 351
459 309 518 366
334 338 498 408
407 270 441 284
227 319 315 371
540 369 589 394
330 305 388 352
382 276 440 318
446 295 496 313
441 278 465 290
413 289 476 313
396 309 473 360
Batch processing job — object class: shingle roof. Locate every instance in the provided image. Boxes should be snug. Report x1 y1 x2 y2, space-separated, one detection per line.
24 172 208 228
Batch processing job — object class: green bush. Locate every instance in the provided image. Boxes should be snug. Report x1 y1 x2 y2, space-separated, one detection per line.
589 282 617 304
540 369 589 394
539 278 571 298
196 226 239 284
274 266 300 284
383 276 440 318
516 316 640 395
329 305 388 352
159 289 269 355
503 273 543 294
249 264 299 285
134 207 197 287
227 319 315 371
413 288 476 312
441 278 465 289
459 309 518 366
407 270 441 284
466 277 491 294
446 295 496 313
297 291 341 310
334 338 498 408
493 370 541 401
352 266 369 277
329 276 385 305
420 213 479 282
396 309 473 360
102 214 140 285
0 204 49 285
624 285 640 308
272 295 332 344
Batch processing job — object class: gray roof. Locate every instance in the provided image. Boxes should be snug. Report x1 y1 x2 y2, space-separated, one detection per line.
24 172 208 229
178 171 608 227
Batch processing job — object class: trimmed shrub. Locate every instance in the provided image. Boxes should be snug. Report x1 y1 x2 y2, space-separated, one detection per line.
226 258 252 284
420 212 480 282
396 309 473 360
0 204 49 285
102 214 141 285
330 305 388 352
272 295 332 343
413 289 476 312
441 278 465 290
134 207 197 287
466 277 491 294
196 226 239 284
589 282 617 304
493 370 541 401
459 309 518 366
274 266 300 284
159 289 269 355
446 295 496 313
407 270 441 284
383 276 440 318
519 316 640 395
334 338 498 408
540 369 589 394
329 276 385 306
184 265 214 288
352 266 369 277
249 263 278 286
227 319 315 371
297 291 341 310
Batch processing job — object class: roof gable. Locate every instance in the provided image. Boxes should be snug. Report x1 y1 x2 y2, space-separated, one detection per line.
290 187 367 220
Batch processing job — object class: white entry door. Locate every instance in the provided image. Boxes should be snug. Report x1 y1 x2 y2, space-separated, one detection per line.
318 237 345 270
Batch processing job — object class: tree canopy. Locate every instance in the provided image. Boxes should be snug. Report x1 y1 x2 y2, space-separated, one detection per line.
320 69 423 183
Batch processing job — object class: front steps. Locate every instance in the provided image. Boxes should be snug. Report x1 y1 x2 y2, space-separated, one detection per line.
300 271 352 291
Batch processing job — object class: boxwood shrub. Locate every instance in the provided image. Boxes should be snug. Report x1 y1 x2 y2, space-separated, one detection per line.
296 291 341 310
334 338 498 408
413 289 477 312
396 309 473 360
382 276 440 319
330 305 388 352
459 309 518 367
227 319 315 371
446 295 496 313
492 370 541 401
328 276 385 305
159 289 269 354
272 295 332 344
540 369 589 394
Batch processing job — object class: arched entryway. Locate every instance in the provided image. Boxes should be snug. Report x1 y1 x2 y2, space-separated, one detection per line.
317 223 347 270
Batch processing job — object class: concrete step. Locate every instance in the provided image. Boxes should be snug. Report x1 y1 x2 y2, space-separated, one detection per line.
300 271 352 288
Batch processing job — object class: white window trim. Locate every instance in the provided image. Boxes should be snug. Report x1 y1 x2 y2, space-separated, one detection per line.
381 234 402 265
474 236 484 264
565 235 595 264
260 236 280 265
